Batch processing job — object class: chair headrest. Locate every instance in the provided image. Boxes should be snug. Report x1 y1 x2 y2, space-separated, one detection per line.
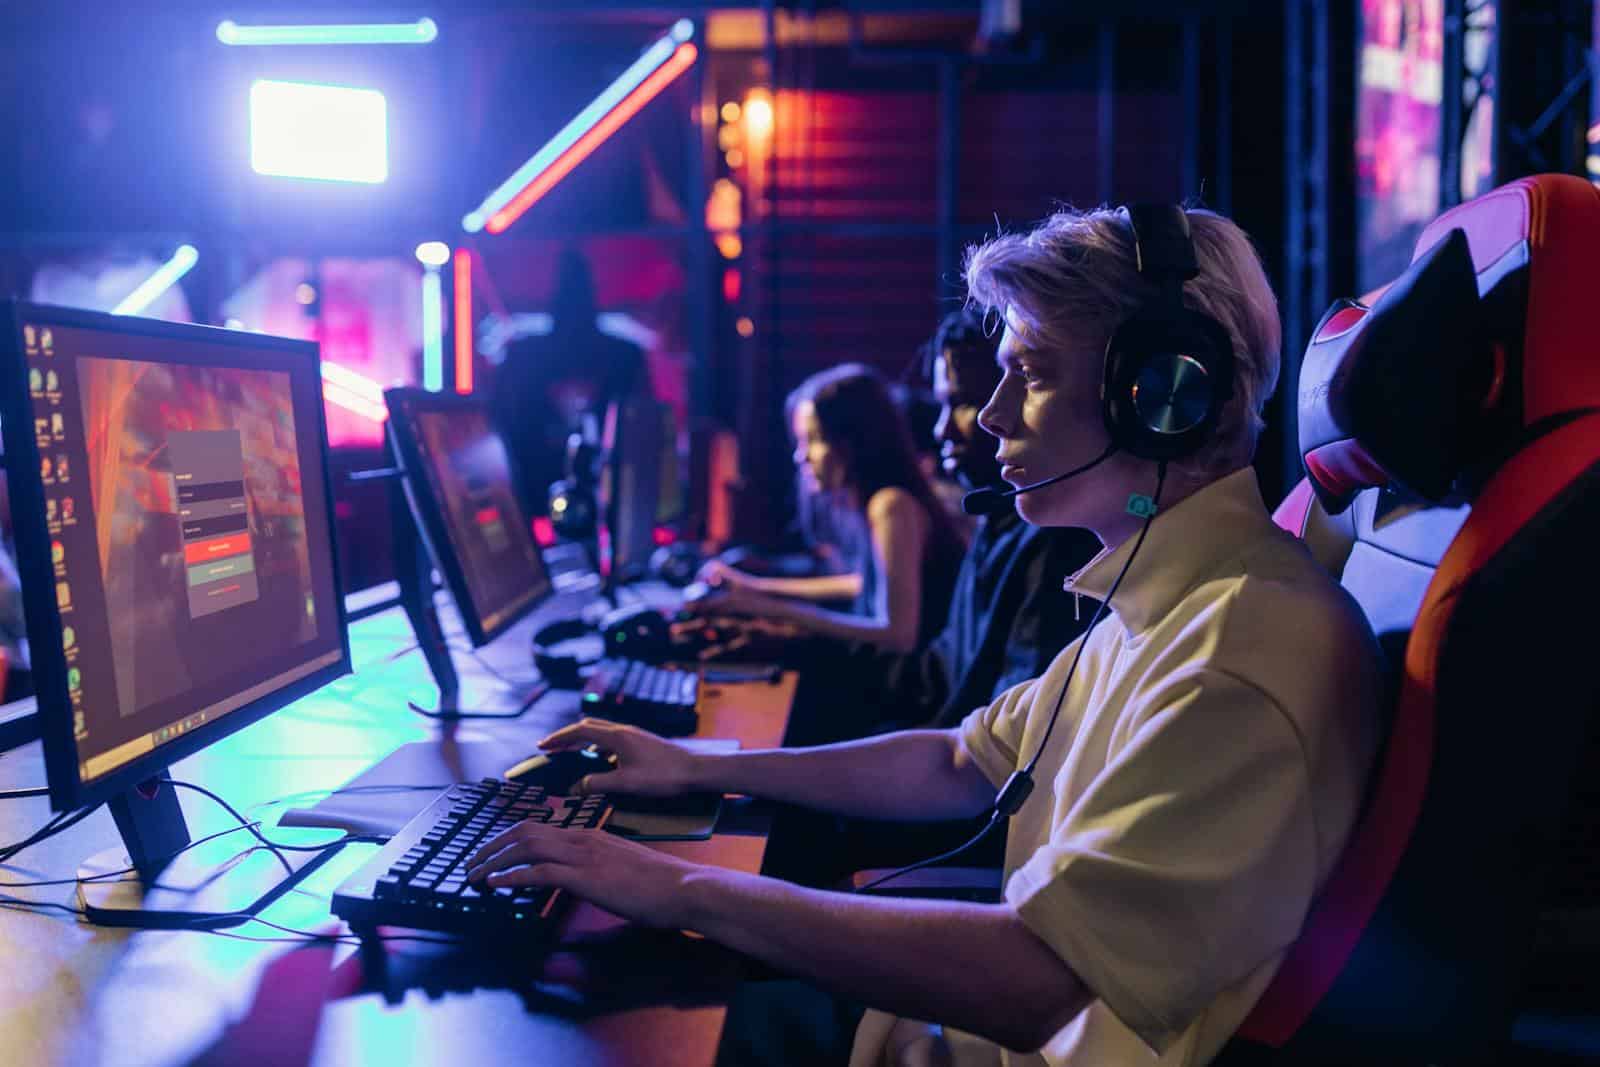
1297 174 1600 513
1298 230 1490 512
1414 174 1600 428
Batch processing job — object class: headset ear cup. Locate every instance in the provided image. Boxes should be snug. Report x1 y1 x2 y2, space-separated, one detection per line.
1102 309 1234 462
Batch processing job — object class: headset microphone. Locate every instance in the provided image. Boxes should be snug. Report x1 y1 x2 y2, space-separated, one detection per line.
960 443 1119 516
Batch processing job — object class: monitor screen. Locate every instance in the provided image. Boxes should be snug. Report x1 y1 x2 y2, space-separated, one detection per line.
386 389 551 644
654 403 685 525
599 395 666 580
2 304 348 808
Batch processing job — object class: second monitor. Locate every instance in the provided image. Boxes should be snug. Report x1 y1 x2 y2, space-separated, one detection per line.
385 388 553 716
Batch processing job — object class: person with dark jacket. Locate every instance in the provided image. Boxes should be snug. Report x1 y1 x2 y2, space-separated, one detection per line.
489 246 645 516
888 308 1101 731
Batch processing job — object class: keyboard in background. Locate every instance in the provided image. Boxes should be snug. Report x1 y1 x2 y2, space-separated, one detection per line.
332 778 610 940
580 658 698 736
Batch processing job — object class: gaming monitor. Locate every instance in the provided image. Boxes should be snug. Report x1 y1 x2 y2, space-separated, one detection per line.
384 388 552 716
599 394 672 583
0 301 350 923
384 388 551 647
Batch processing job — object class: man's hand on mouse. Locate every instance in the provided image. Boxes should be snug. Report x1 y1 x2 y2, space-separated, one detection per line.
537 718 701 797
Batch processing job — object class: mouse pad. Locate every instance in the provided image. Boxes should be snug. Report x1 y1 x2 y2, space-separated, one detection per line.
279 738 738 841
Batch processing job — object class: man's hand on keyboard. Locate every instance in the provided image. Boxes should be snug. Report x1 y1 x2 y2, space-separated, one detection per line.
464 816 698 929
538 718 701 797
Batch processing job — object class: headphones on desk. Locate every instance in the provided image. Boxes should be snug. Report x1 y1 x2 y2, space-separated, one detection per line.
531 604 677 689
1101 203 1235 462
530 617 596 689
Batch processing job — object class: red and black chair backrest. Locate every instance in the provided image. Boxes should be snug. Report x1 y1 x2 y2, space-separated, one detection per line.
1229 174 1600 1063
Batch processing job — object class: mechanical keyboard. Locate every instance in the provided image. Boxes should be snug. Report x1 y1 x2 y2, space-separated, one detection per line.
332 778 610 939
580 657 699 736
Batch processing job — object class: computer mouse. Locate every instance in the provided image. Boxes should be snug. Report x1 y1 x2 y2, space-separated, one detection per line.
503 745 617 794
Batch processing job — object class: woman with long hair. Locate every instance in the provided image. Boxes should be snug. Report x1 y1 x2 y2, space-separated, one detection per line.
695 363 965 654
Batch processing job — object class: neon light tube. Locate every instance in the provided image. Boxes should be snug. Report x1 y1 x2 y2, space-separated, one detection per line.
112 245 199 316
463 27 697 233
421 268 444 391
320 361 386 405
480 43 697 234
322 382 389 423
217 18 437 46
453 249 474 393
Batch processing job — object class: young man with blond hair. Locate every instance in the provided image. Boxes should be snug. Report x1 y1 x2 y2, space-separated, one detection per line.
467 206 1383 1066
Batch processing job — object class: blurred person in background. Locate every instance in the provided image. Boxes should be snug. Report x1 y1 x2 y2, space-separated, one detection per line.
490 246 646 517
694 363 965 656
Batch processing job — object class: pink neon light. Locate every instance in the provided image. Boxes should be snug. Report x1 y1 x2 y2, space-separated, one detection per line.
453 249 474 393
486 43 698 234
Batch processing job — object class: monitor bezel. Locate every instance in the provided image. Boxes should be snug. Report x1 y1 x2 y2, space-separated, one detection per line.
382 386 551 648
0 300 353 813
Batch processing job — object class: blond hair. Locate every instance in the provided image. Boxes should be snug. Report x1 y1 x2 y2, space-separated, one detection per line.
963 206 1281 476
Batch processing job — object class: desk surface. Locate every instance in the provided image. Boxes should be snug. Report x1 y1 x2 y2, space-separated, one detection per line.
0 590 796 1067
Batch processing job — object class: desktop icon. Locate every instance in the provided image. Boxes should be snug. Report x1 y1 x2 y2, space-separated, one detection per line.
34 417 48 439
46 499 57 523
51 413 63 438
51 541 64 564
67 667 81 692
24 325 36 349
61 497 75 521
56 455 69 482
40 328 52 352
62 626 75 649
56 581 71 609
40 457 52 481
45 370 58 393
29 368 42 394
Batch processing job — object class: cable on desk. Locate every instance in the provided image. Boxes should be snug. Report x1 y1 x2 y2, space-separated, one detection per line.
169 780 376 859
0 895 89 918
0 819 280 888
0 895 458 947
451 642 544 687
0 803 103 865
0 787 49 800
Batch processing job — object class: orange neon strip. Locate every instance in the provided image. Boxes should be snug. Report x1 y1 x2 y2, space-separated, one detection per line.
486 43 698 234
453 248 474 393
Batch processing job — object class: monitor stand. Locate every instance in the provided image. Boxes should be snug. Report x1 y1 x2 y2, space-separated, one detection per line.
391 476 545 720
77 772 344 929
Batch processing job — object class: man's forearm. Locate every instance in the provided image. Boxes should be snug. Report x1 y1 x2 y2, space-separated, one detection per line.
679 867 1089 1053
686 730 996 822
